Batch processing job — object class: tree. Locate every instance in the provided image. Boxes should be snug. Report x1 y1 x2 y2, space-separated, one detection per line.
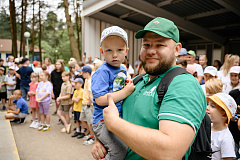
9 0 17 58
0 8 11 39
31 0 35 60
20 0 27 57
38 0 42 62
63 0 80 61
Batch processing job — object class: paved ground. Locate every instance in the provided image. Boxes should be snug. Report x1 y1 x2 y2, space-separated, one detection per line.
2 102 94 160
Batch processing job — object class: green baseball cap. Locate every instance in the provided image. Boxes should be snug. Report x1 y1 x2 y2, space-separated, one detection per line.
187 50 196 57
135 17 179 43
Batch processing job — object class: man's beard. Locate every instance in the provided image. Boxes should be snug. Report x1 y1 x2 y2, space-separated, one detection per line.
141 53 175 76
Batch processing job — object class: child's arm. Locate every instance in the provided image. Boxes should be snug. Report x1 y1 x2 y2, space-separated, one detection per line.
57 94 71 101
95 81 135 106
36 93 49 102
88 91 93 105
9 108 20 115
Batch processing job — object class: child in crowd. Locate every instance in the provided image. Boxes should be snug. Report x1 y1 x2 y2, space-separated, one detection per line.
205 78 223 97
91 26 134 158
36 71 53 131
51 60 64 116
200 66 218 94
32 61 42 75
5 90 28 124
7 55 15 68
71 78 85 138
79 66 94 144
206 93 237 160
4 66 16 102
0 67 7 110
176 59 187 69
42 64 47 72
57 71 72 133
223 66 240 94
28 73 40 128
69 63 76 82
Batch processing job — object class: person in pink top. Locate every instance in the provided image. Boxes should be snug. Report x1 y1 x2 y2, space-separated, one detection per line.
28 72 40 129
44 58 55 74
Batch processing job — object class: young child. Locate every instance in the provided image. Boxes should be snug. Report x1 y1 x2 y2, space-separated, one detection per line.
201 66 218 94
7 55 15 68
71 78 85 138
91 26 135 159
4 66 16 102
206 93 237 160
36 71 53 131
56 71 72 133
5 90 28 124
223 66 240 94
28 73 40 128
79 66 94 144
0 67 7 110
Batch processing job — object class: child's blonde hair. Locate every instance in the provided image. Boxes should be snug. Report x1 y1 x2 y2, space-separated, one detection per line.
221 54 239 76
30 72 39 78
41 71 51 81
14 89 22 96
205 78 223 94
62 71 71 77
7 55 14 62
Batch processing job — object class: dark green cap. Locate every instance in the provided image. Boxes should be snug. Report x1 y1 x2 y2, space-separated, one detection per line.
135 17 179 43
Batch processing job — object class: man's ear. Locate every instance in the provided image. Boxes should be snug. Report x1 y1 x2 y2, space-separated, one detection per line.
175 43 182 57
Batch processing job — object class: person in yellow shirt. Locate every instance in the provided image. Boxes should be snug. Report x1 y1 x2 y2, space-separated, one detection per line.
71 78 84 138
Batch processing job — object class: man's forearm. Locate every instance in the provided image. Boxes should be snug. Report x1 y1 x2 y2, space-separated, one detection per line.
107 117 194 160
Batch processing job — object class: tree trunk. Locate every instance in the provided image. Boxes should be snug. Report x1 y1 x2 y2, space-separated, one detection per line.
63 0 80 61
20 0 24 57
32 0 35 61
39 0 42 62
22 0 27 57
9 0 17 58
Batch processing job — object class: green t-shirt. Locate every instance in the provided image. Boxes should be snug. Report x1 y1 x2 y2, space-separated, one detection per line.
122 66 207 160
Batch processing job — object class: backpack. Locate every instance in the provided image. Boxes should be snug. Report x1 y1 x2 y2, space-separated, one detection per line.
133 67 212 160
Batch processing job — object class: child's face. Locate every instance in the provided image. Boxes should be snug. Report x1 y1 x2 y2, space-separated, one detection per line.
31 76 38 83
204 73 214 82
199 57 206 66
62 75 69 82
9 69 15 75
55 62 62 70
70 67 75 73
40 73 48 81
206 100 226 123
74 82 82 89
230 73 239 85
0 70 4 75
13 92 21 99
100 36 128 67
82 72 89 79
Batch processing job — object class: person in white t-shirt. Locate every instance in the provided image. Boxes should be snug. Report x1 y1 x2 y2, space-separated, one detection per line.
201 66 218 94
218 54 239 85
223 66 240 94
206 93 237 160
186 50 204 84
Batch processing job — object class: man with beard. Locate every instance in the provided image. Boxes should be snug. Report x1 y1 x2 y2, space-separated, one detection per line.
92 17 206 160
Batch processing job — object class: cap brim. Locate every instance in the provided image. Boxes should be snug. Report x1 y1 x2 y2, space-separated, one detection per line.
207 96 232 123
135 29 171 40
204 71 216 76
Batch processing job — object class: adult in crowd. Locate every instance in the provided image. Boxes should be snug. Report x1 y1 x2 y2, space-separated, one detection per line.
44 57 55 74
92 17 206 160
177 48 187 60
86 56 93 65
199 55 208 72
186 50 204 84
217 54 239 85
212 60 221 71
0 58 6 75
18 58 33 100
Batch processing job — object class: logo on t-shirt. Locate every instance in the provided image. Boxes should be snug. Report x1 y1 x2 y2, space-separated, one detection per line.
143 86 156 97
112 71 127 92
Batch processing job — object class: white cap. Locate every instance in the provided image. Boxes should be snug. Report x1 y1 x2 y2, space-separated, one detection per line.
229 66 240 74
179 48 187 56
9 66 15 70
207 93 237 123
100 26 128 47
204 66 217 76
93 59 101 64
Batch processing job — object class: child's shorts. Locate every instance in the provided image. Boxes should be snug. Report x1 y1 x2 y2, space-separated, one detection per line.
7 90 14 99
73 111 81 122
0 92 7 100
38 101 50 115
13 112 27 119
58 105 71 113
80 105 93 125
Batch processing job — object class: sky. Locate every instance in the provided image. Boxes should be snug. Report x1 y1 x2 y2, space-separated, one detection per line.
0 0 76 22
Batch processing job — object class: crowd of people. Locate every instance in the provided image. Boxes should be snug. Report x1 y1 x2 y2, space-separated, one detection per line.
1 16 240 160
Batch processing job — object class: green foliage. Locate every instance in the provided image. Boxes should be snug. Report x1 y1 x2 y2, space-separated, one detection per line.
0 7 11 39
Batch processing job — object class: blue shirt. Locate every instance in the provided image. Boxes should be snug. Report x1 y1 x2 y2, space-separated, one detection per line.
91 62 127 123
13 97 29 114
18 66 34 86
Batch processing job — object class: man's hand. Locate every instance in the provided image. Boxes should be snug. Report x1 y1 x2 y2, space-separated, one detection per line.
91 138 107 160
103 94 120 131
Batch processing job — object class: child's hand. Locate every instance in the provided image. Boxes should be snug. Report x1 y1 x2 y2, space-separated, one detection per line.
56 97 61 102
36 98 41 103
124 80 135 94
9 95 14 99
52 93 55 99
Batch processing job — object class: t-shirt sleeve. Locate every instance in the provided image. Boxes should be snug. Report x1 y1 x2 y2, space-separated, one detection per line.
221 133 236 158
12 99 17 103
91 69 110 98
196 65 204 76
4 76 7 82
157 74 207 134
66 84 72 94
